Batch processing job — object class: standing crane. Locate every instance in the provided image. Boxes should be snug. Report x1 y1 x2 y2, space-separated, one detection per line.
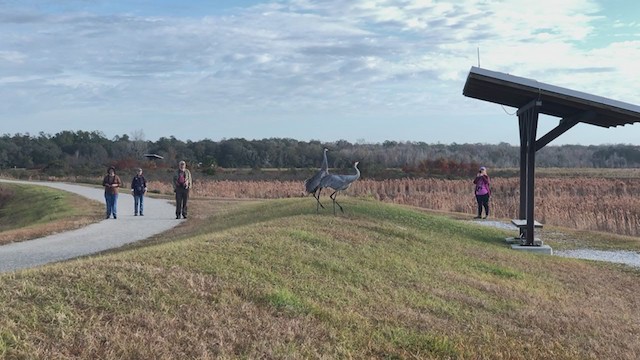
304 147 329 212
318 161 360 215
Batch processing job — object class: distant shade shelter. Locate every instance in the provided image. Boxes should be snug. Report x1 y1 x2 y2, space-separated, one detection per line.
144 153 164 160
463 66 640 245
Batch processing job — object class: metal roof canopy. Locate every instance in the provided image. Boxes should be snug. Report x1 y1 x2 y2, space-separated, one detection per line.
463 66 640 245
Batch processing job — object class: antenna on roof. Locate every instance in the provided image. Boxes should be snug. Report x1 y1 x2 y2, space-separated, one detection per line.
477 47 481 68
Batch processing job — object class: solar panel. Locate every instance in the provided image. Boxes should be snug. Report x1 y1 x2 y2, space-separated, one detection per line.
463 66 640 128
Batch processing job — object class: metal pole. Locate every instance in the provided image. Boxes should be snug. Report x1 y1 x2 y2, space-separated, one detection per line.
518 116 527 223
516 100 541 245
525 113 538 245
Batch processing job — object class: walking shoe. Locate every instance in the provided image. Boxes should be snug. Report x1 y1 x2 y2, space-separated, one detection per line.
474 216 481 219
483 216 488 219
176 215 180 219
182 215 187 219
113 215 117 219
140 213 144 216
134 213 138 216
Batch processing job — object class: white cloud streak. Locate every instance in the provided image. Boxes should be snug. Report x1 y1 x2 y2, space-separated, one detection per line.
0 0 639 143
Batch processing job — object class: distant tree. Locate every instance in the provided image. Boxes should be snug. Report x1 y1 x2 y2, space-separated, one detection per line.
130 129 148 160
3 131 640 176
31 133 63 167
0 137 20 168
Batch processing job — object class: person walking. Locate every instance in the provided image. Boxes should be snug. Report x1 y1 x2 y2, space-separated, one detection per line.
172 160 192 219
473 166 491 219
102 166 122 219
131 168 147 216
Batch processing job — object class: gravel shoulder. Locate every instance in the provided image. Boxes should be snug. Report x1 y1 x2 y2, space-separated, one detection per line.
467 218 640 268
0 179 182 273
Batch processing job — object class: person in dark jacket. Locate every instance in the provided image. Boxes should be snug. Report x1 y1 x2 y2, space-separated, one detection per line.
131 168 147 216
473 166 491 219
102 166 122 219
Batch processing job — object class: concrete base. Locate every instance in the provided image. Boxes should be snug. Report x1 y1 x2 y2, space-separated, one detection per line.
511 244 553 255
505 237 544 246
505 237 520 244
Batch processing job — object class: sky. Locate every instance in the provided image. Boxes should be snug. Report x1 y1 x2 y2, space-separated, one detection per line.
1 0 640 145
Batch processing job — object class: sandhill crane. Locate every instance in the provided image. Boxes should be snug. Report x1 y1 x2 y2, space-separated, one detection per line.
304 147 329 212
319 161 360 215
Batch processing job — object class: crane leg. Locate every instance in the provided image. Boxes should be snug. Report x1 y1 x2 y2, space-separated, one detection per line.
330 191 344 214
314 188 325 212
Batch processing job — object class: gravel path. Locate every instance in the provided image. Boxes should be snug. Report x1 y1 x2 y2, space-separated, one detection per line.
555 249 640 268
0 179 182 273
467 218 640 268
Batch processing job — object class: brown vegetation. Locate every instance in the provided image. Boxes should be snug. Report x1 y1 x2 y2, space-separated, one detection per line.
0 217 100 245
145 177 640 237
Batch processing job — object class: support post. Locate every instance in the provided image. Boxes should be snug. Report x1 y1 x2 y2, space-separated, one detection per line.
525 114 538 246
518 116 527 221
516 100 541 245
535 111 593 151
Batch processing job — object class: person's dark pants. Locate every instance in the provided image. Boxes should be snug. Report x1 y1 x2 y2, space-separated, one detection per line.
476 194 489 217
175 187 189 218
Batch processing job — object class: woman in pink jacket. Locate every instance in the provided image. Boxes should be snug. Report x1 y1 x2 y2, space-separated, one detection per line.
473 166 491 219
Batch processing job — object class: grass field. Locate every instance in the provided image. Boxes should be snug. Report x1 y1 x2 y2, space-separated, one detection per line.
1 196 639 359
0 183 103 245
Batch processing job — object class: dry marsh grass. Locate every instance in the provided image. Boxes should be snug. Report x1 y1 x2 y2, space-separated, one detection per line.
1 198 640 359
41 167 640 237
147 176 640 237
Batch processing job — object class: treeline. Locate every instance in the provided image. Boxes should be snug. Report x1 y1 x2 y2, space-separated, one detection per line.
1 131 640 176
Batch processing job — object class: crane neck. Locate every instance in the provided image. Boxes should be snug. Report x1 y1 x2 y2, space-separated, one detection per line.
321 149 328 170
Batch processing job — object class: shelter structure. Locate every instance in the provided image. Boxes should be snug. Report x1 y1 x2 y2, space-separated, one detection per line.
144 153 164 160
463 66 640 245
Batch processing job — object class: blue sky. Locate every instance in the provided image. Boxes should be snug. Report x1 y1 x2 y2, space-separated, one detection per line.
1 0 639 145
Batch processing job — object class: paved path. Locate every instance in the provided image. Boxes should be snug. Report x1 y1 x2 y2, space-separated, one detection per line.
0 179 182 273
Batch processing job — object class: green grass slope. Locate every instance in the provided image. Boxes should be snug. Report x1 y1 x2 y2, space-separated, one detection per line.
0 183 102 244
1 198 639 359
0 183 77 230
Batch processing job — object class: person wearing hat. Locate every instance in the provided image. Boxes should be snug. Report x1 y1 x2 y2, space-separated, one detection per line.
102 166 122 219
473 166 491 219
131 168 147 216
172 160 192 219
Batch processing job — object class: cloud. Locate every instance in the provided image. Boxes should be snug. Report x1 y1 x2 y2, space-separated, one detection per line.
0 0 639 143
